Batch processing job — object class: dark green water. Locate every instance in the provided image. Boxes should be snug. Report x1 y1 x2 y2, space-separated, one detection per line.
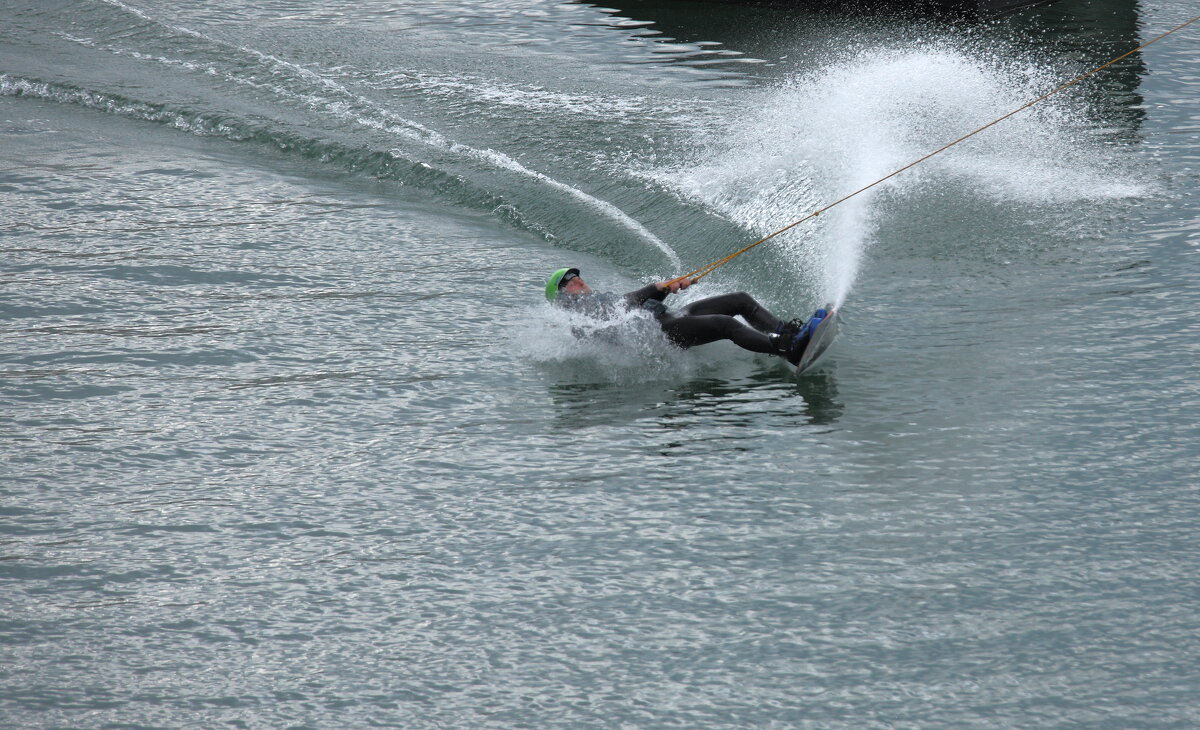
2 1 1198 727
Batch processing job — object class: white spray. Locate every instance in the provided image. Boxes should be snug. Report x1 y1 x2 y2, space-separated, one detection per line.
657 39 1146 308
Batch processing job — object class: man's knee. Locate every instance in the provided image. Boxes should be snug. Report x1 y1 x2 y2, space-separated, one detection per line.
728 292 758 308
685 292 757 317
720 292 762 317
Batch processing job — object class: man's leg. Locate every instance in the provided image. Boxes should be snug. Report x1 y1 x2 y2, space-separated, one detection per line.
659 313 776 353
678 292 783 333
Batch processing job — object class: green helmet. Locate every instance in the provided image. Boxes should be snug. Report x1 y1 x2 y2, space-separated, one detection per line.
544 267 580 302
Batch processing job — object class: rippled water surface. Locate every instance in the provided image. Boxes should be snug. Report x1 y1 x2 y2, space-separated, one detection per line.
3 0 1199 727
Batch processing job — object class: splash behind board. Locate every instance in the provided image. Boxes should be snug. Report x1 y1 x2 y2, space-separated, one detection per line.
794 306 839 375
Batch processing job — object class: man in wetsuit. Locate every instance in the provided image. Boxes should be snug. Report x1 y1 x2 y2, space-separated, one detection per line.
544 267 826 366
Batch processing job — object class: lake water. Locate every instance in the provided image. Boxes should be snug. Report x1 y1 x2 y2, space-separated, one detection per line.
2 0 1198 727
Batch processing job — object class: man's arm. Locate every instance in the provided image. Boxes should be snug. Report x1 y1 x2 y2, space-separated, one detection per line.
622 278 694 308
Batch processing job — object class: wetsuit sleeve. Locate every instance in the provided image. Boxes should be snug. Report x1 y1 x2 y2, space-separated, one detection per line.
622 283 667 308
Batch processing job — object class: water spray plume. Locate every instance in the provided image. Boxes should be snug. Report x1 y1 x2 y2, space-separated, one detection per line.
667 14 1199 305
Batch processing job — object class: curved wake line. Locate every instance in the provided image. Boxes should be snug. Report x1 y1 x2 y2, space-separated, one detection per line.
92 0 680 267
0 73 507 210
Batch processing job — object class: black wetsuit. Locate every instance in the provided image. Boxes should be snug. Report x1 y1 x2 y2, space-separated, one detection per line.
558 283 784 354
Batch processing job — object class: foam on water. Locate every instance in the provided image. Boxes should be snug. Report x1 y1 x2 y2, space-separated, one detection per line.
514 302 712 384
652 38 1149 307
365 68 677 121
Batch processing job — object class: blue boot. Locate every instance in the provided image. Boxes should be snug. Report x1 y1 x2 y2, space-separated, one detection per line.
779 309 827 365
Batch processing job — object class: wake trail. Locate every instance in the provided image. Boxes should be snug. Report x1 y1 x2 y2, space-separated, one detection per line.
93 0 681 267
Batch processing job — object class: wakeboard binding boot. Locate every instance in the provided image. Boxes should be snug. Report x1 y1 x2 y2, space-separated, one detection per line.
770 308 828 366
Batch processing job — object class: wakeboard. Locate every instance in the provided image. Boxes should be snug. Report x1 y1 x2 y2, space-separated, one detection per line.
794 304 839 375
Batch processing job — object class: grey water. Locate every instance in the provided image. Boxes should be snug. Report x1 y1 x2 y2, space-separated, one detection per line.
2 0 1198 727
